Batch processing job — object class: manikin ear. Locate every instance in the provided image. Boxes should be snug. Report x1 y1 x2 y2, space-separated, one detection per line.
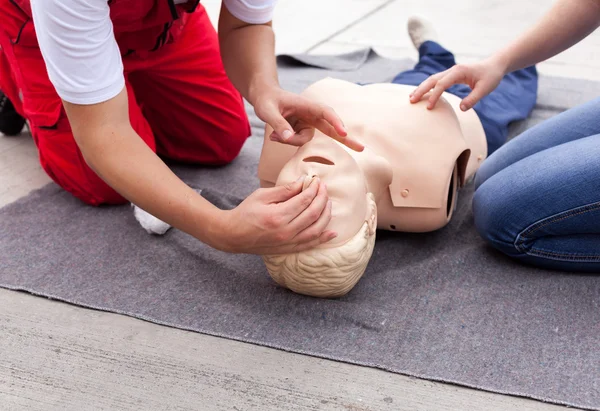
366 193 377 235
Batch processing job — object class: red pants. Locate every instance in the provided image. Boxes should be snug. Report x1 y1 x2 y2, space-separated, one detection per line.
0 5 250 205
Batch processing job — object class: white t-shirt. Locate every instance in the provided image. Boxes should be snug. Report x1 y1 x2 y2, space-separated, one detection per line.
29 0 277 105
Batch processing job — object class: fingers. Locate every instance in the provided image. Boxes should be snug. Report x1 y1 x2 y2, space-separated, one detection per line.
425 69 466 109
261 104 296 143
256 180 335 254
409 71 445 104
316 105 364 152
262 177 304 203
291 198 334 244
411 64 496 111
270 226 337 254
275 126 315 146
320 104 347 138
263 92 364 151
459 82 489 111
286 181 330 234
293 100 364 152
279 178 324 223
289 230 337 253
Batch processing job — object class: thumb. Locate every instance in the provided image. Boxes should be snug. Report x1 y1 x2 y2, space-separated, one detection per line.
279 127 314 147
460 83 490 111
262 109 295 143
264 177 304 203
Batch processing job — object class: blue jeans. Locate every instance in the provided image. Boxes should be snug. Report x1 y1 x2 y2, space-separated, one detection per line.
391 41 538 154
473 97 600 272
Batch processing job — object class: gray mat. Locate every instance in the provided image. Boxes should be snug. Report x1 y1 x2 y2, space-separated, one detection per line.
2 49 600 410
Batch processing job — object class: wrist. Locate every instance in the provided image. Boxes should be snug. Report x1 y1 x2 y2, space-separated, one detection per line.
489 50 513 75
204 208 235 252
182 193 230 252
247 77 280 106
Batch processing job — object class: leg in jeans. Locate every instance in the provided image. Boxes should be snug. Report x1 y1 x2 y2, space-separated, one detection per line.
127 6 250 165
392 41 538 154
473 97 600 272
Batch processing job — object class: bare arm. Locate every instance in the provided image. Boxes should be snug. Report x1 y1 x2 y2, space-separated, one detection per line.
217 4 278 107
65 89 337 254
217 5 363 151
32 0 339 255
411 0 600 109
63 89 224 247
494 0 600 73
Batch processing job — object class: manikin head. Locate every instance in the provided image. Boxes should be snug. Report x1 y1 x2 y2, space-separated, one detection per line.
262 135 392 298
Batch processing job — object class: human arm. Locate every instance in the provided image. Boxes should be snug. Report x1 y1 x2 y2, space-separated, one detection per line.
218 2 364 151
29 0 338 254
63 91 222 244
410 0 600 110
64 91 337 253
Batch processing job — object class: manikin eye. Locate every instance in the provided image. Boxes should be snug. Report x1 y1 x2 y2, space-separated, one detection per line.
302 156 335 166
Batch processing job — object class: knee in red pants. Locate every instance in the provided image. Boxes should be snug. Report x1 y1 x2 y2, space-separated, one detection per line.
35 115 128 206
150 98 251 166
125 6 251 166
144 92 251 166
34 90 155 206
36 105 156 206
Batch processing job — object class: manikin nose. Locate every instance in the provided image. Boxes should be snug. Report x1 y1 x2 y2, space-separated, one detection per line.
302 156 335 166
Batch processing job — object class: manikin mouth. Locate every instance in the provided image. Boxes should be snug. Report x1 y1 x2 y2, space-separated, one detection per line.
302 156 335 166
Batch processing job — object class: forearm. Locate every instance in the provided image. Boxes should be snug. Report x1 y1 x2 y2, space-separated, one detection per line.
85 129 226 245
84 129 221 241
492 0 600 73
218 6 279 105
64 94 225 248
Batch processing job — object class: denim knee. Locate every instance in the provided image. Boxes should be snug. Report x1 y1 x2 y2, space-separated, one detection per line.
473 157 495 190
473 179 521 257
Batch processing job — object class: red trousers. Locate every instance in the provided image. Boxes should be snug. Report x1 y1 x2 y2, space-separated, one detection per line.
0 4 250 205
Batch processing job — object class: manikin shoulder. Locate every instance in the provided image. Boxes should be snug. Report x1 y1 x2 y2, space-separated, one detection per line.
301 77 458 121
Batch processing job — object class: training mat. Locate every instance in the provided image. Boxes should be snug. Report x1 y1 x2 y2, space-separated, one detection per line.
2 49 600 410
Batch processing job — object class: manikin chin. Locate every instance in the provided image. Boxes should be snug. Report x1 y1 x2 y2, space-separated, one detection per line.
258 78 488 298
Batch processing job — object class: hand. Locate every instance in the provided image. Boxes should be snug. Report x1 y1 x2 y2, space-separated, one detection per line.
409 57 507 110
214 176 337 255
253 86 364 152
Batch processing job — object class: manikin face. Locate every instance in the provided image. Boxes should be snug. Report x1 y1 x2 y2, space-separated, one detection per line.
276 134 371 247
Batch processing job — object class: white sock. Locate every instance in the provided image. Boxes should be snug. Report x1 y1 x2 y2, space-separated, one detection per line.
407 16 439 49
131 189 203 236
132 204 172 236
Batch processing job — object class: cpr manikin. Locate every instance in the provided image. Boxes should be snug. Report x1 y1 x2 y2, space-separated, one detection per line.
258 78 488 298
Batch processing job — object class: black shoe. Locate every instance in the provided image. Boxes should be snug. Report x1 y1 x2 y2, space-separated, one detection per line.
0 90 26 136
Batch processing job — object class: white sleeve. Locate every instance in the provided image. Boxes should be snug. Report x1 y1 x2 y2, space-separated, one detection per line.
222 0 278 24
30 0 124 105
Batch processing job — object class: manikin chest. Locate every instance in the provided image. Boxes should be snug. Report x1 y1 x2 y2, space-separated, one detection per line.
258 78 487 232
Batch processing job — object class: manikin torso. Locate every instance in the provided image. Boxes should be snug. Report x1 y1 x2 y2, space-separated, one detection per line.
258 78 488 238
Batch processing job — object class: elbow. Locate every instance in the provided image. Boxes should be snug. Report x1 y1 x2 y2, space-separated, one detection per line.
72 130 99 164
71 127 118 176
75 137 103 175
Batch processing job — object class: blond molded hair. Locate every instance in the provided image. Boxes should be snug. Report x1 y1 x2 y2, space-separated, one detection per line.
262 194 376 298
